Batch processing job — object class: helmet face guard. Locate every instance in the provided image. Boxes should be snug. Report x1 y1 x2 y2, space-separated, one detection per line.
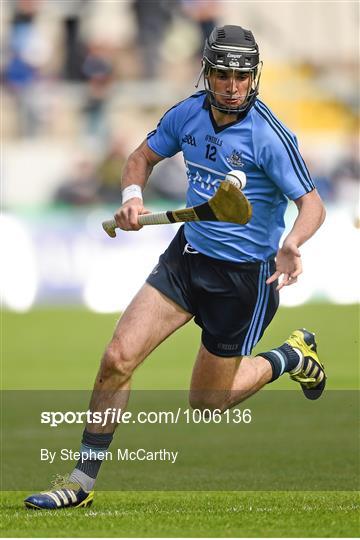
198 25 262 114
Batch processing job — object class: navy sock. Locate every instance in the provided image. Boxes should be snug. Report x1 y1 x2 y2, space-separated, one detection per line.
259 343 301 382
70 429 114 491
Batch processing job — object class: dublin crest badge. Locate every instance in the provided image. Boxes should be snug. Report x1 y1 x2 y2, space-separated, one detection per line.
226 150 244 168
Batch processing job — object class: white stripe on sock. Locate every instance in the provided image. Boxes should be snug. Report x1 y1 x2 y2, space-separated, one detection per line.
270 349 286 376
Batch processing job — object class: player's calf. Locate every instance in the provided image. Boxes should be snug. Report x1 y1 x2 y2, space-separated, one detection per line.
189 389 230 412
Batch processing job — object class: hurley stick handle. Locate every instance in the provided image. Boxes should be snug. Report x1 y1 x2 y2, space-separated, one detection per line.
102 219 117 238
102 212 172 237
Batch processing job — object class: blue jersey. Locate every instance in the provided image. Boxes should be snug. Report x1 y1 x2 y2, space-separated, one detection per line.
147 91 314 263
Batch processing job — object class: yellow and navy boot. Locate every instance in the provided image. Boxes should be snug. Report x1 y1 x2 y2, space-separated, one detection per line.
286 328 326 400
24 476 94 510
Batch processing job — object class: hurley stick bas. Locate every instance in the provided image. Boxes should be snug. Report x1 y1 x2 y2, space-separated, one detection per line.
102 180 252 238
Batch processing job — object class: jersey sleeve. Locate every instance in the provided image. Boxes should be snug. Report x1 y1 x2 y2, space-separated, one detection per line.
253 104 315 200
146 102 184 158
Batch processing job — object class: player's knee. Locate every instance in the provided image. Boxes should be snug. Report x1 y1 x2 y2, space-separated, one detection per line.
100 340 135 381
188 390 228 412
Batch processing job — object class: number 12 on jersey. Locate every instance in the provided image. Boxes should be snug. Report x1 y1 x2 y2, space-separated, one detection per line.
205 144 217 162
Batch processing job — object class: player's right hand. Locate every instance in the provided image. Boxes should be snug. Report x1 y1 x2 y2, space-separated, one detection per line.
114 198 150 231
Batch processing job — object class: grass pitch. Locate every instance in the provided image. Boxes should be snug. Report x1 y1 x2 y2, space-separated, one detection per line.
1 491 359 537
1 303 359 537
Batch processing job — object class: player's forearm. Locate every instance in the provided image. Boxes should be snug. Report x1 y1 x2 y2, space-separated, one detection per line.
285 190 326 248
121 147 154 192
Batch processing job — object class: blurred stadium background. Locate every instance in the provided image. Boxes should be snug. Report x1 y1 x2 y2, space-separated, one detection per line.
1 0 359 313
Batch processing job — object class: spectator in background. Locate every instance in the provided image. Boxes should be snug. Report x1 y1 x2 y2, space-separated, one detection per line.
181 0 220 56
146 154 188 202
304 157 334 203
81 40 115 139
3 0 52 136
330 137 359 189
330 134 360 224
52 0 89 81
95 136 128 203
53 155 99 206
132 0 179 79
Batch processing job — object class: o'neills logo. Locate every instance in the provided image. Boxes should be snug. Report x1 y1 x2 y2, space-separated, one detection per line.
227 52 242 58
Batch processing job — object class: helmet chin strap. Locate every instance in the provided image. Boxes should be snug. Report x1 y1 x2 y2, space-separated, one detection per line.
195 65 205 89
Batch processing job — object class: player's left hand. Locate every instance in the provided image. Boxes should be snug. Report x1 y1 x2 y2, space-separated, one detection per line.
266 241 302 291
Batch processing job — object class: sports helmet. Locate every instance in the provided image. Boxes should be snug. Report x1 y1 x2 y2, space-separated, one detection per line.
198 25 262 114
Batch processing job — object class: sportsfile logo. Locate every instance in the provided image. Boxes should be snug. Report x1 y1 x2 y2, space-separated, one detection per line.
41 409 124 427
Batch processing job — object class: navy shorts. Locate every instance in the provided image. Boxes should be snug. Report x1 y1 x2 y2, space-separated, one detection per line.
146 226 279 357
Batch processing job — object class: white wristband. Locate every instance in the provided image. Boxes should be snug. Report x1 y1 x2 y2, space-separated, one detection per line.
122 184 143 204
